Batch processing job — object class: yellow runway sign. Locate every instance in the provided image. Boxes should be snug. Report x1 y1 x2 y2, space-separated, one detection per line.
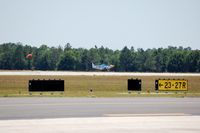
157 79 188 91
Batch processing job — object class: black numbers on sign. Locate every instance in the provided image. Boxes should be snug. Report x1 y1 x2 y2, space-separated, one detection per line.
160 80 187 90
182 82 186 88
165 82 171 88
175 82 186 89
175 82 179 88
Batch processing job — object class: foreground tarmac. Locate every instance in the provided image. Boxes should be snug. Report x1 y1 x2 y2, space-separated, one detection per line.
0 116 200 133
0 98 200 133
0 98 200 120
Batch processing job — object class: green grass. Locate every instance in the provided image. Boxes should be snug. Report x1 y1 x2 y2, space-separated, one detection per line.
0 75 200 97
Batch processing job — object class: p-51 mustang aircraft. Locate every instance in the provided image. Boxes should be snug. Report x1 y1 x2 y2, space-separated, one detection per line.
92 63 114 71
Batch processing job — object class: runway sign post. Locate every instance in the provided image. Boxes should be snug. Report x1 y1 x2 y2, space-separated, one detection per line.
128 79 142 91
29 79 64 92
155 79 188 91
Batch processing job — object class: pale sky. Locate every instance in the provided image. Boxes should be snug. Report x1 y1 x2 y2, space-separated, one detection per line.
0 0 200 50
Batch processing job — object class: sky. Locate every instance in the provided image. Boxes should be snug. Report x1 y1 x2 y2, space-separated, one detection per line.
0 0 200 50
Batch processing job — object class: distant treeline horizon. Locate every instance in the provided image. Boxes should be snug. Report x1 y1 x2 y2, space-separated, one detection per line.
0 42 200 72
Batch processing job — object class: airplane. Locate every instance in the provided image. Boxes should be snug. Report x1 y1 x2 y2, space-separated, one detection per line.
92 63 114 71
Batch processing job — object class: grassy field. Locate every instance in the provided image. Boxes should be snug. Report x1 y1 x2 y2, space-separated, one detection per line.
0 75 200 97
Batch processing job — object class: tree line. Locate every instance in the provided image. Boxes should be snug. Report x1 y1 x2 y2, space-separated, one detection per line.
0 42 200 72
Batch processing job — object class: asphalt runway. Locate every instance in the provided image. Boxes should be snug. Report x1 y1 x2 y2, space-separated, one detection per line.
0 98 200 120
1 98 200 133
0 71 200 76
1 116 200 133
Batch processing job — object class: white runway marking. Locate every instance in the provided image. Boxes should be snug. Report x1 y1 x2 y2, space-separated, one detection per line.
0 71 200 76
0 116 200 133
104 113 191 117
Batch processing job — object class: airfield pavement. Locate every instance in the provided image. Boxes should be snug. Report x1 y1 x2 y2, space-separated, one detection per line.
0 97 200 133
0 70 200 76
0 97 200 120
1 116 200 133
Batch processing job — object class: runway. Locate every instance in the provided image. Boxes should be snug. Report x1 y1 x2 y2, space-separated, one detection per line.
0 70 200 76
0 98 200 120
1 116 200 133
0 98 200 133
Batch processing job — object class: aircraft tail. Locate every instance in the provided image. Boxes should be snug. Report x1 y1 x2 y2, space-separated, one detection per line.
92 63 95 68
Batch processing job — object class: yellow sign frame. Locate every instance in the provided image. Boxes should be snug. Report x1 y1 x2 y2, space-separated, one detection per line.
157 79 188 91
